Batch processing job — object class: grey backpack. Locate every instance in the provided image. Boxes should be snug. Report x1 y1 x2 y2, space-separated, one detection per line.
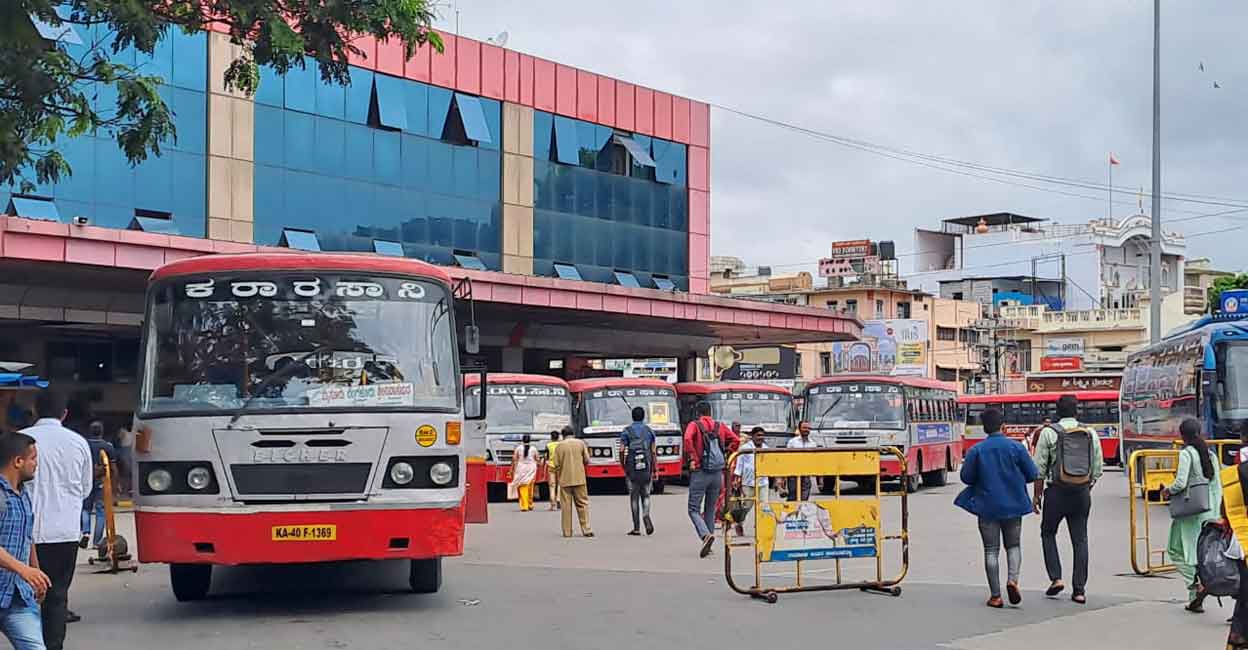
1049 423 1094 486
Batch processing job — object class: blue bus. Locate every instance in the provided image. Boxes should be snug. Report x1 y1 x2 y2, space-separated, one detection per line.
1120 289 1248 466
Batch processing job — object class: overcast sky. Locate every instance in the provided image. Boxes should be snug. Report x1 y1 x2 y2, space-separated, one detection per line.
438 1 1247 275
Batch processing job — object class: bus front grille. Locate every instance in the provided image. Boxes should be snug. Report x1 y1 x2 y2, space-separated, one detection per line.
230 463 372 495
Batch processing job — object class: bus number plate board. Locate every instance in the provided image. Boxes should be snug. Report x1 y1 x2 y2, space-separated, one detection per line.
271 525 338 541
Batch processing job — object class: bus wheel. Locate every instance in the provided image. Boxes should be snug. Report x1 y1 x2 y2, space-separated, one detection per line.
904 473 922 493
652 479 666 495
170 563 211 602
409 558 442 594
921 467 948 487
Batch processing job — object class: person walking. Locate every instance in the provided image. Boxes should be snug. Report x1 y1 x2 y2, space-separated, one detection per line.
551 426 592 538
20 393 91 650
1163 418 1222 613
683 402 730 558
1031 394 1102 604
79 421 115 552
509 434 540 512
111 421 134 498
786 421 819 501
545 431 561 511
1222 456 1248 648
0 432 51 650
620 407 657 536
955 408 1040 608
732 427 769 536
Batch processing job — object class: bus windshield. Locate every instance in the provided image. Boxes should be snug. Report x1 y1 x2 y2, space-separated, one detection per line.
1219 344 1248 422
706 391 791 430
581 387 679 436
141 273 458 414
466 384 571 435
806 382 905 430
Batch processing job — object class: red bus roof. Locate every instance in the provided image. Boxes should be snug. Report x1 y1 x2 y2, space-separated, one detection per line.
463 373 569 389
567 377 674 393
150 253 453 285
958 390 1120 404
675 382 792 396
806 375 959 392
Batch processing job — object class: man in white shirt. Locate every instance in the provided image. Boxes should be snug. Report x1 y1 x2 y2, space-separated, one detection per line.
733 427 769 535
786 421 820 501
20 392 91 650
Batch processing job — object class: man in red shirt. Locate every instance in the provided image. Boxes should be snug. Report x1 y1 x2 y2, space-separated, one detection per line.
683 403 734 557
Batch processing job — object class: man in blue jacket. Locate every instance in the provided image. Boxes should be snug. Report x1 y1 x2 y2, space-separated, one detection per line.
955 408 1040 609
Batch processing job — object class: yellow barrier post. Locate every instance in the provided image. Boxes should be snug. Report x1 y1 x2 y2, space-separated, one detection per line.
87 451 137 573
1127 448 1179 576
723 446 908 603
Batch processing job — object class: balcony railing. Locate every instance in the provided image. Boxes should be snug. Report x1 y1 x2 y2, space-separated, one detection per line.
995 305 1145 332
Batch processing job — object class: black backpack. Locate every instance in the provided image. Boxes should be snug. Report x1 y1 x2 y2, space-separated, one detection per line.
623 424 653 476
1197 521 1241 598
1049 423 1094 487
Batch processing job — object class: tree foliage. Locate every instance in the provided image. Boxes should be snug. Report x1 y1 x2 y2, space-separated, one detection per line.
1 0 442 193
1208 273 1248 313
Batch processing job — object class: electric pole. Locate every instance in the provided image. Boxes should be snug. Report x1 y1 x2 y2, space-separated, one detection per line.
1149 0 1163 343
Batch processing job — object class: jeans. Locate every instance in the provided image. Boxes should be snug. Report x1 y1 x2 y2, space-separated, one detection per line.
627 475 652 531
35 542 78 650
81 487 106 547
0 599 46 650
978 516 1023 598
688 470 723 539
1040 484 1092 592
786 476 814 501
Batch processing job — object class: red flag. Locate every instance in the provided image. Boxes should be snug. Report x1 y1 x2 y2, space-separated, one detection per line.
1109 153 1120 165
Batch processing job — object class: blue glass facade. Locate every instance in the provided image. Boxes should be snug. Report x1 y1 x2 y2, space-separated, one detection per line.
252 65 504 269
531 111 689 290
0 29 208 236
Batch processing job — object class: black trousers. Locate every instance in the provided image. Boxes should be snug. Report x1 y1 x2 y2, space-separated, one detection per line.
36 541 79 650
1040 484 1092 592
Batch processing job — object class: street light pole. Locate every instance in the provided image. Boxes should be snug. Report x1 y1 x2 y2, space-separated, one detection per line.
1149 0 1163 343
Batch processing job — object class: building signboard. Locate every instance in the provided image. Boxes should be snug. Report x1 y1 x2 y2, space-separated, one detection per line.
719 347 798 381
1044 338 1085 358
829 240 874 259
828 319 928 377
1026 374 1121 392
1038 356 1084 372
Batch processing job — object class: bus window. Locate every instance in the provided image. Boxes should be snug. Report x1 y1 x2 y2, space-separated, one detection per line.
967 403 984 426
1109 401 1120 423
1083 401 1109 424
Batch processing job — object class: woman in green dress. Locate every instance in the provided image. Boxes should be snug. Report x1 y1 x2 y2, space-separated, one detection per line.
1163 418 1223 612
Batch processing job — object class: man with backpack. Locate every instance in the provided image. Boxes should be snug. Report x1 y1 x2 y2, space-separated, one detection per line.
683 402 731 558
1031 394 1103 604
620 407 657 536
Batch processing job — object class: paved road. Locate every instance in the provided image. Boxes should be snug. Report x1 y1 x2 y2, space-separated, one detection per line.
66 469 1229 649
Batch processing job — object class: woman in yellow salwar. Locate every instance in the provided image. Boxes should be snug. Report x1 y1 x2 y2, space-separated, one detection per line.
1224 438 1248 649
510 434 540 512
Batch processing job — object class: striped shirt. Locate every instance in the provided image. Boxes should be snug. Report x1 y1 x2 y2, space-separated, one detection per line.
0 476 35 608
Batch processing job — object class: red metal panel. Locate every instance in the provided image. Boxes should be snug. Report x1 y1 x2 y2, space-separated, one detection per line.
533 58 555 111
652 91 672 139
688 232 708 275
549 289 578 309
162 249 201 264
596 77 616 127
492 284 523 304
769 313 787 328
752 312 770 327
67 225 119 242
634 87 654 135
689 189 709 236
696 305 716 321
168 234 216 252
689 145 709 191
480 43 504 100
119 230 172 248
3 217 68 237
519 54 535 106
521 287 552 307
672 96 691 143
64 239 114 266
690 101 710 147
431 33 456 88
734 310 754 325
376 37 404 77
615 82 635 131
406 41 432 83
115 243 166 270
576 293 604 310
5 233 62 262
555 64 576 117
651 301 674 318
576 70 597 122
627 298 651 316
456 38 480 94
603 295 628 313
347 35 377 69
211 240 260 254
503 50 521 103
465 461 488 524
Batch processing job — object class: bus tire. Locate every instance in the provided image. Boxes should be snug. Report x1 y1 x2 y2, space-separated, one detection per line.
409 558 442 594
904 473 922 493
652 479 666 495
170 563 211 602
921 467 948 487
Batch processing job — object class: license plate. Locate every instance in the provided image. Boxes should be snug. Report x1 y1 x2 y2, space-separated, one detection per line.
271 525 337 541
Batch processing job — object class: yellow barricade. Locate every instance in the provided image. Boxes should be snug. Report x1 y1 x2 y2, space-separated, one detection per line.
87 451 137 574
1127 448 1178 576
722 446 908 603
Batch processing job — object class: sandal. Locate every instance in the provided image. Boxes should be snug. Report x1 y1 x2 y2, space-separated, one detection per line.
1006 581 1022 605
986 596 1004 609
1045 581 1065 597
1072 592 1087 605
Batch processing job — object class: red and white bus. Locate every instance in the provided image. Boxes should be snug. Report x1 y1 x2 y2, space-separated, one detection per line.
567 378 682 491
803 375 962 492
959 391 1121 465
134 253 486 601
464 373 571 498
675 382 794 450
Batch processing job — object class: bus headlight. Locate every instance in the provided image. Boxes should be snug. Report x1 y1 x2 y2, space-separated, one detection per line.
430 462 454 486
186 467 212 491
390 462 415 485
147 469 173 493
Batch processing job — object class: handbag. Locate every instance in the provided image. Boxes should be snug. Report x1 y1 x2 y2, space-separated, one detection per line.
1170 447 1211 518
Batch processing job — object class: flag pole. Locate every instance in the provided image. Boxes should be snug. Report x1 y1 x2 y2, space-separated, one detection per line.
1108 156 1113 219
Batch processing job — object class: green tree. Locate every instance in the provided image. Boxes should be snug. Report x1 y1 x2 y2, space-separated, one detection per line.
1208 273 1248 313
1 0 442 193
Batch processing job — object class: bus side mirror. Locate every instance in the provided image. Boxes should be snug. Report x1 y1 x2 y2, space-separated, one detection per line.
464 325 480 355
466 368 487 421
